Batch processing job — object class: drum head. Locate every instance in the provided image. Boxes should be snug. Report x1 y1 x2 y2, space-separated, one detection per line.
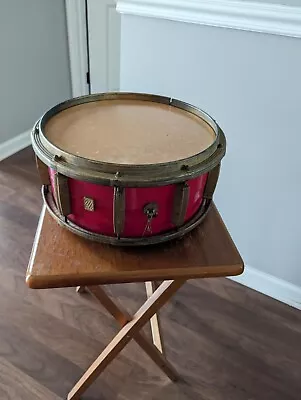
44 97 216 165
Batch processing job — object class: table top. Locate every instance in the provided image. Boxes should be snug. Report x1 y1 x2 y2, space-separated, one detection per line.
26 204 244 289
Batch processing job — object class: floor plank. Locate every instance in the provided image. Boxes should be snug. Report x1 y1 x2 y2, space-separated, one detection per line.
0 357 62 400
0 147 300 400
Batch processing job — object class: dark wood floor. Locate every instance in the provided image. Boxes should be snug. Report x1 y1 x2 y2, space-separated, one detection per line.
0 147 300 400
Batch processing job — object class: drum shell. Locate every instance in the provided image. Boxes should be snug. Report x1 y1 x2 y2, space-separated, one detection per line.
48 167 209 237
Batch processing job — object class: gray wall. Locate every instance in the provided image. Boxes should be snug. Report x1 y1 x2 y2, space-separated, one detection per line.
120 15 301 287
0 0 71 144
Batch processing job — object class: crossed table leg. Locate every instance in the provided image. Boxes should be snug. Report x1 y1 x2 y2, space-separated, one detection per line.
68 279 185 400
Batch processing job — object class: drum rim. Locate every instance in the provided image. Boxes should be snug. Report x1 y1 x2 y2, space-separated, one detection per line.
32 92 226 186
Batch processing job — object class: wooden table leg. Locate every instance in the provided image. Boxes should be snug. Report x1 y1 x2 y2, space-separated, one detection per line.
145 281 164 354
88 285 178 380
68 279 185 400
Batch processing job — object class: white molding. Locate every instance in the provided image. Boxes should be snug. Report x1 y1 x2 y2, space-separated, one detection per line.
65 0 90 97
87 0 121 92
229 265 301 310
117 0 301 38
0 130 31 162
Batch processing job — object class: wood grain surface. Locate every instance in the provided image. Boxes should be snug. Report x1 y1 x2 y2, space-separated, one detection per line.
26 202 243 289
0 148 300 400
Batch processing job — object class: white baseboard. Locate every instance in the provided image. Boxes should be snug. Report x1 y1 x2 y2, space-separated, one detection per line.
229 265 301 310
117 0 301 38
0 130 31 162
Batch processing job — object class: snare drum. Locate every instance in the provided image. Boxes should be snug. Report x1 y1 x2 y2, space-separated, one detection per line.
32 93 226 245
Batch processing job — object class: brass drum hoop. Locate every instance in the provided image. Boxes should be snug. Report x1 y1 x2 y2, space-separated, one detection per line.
32 93 226 187
42 185 212 246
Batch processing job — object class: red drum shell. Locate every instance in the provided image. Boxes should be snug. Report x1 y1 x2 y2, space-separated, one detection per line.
49 168 208 237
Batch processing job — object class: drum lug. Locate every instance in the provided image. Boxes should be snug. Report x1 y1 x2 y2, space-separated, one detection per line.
52 154 64 163
203 163 221 200
113 186 125 237
172 182 190 227
54 172 71 216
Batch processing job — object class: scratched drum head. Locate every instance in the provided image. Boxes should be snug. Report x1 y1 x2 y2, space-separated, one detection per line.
43 96 216 165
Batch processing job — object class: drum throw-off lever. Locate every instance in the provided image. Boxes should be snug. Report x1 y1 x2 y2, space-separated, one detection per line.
143 203 159 235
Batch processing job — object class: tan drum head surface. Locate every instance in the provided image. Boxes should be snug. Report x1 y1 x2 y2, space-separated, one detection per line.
44 99 216 165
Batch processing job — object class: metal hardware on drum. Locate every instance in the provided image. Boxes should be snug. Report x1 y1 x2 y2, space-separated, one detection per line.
113 186 125 237
143 203 159 219
143 203 159 235
53 172 71 216
172 182 190 227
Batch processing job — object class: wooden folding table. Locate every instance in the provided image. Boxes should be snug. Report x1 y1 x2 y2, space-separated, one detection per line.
26 204 243 400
